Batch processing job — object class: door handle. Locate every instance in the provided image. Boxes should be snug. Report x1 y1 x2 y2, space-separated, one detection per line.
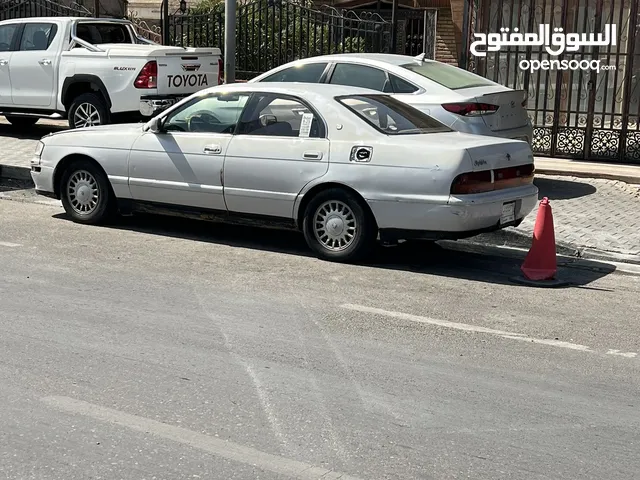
38 59 51 66
203 144 221 154
303 151 322 160
0 59 8 66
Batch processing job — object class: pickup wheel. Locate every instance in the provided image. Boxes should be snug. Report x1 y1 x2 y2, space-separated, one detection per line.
68 93 109 129
5 116 38 128
60 159 115 225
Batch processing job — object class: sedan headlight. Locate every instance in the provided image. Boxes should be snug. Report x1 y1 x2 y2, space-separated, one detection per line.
34 141 45 157
32 141 45 167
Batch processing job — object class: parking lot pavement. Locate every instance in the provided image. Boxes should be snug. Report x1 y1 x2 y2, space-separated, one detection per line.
1 197 640 480
0 118 66 170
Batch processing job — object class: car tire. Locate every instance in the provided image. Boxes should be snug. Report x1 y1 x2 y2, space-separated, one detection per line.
60 159 115 225
5 115 38 128
302 188 377 263
68 93 109 129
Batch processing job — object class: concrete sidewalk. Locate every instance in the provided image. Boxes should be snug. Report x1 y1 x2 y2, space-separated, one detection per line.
535 157 640 184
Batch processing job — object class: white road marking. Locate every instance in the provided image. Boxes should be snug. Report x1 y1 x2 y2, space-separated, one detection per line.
607 349 638 358
340 304 636 358
41 396 363 480
0 241 21 247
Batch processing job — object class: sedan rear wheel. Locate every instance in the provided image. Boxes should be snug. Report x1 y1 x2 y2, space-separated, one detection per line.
60 160 114 224
303 188 376 262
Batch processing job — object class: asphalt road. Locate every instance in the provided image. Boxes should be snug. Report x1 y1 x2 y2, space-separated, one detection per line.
1 190 639 479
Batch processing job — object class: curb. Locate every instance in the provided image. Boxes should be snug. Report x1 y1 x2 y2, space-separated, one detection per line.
441 240 640 276
0 164 32 182
535 167 640 185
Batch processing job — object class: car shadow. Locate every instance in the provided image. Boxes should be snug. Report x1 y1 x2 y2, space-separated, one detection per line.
0 122 67 140
52 212 616 288
534 177 597 200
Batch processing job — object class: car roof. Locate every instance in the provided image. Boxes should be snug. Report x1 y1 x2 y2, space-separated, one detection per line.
206 82 383 97
279 53 431 67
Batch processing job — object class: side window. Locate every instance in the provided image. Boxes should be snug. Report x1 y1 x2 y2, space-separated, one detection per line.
0 24 19 52
389 73 419 94
261 63 328 83
75 23 131 44
162 93 250 134
20 23 58 51
329 63 389 92
237 94 324 138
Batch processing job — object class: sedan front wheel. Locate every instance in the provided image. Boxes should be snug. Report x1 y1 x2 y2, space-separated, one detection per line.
60 160 114 225
303 188 376 263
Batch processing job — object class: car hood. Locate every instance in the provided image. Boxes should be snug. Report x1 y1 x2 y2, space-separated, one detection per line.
41 123 145 149
44 123 143 138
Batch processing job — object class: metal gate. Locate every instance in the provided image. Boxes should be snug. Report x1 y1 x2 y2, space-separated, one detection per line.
462 0 640 163
0 0 92 19
162 0 393 80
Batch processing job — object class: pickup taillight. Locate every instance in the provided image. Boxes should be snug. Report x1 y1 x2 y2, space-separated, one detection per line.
218 58 224 85
134 61 158 89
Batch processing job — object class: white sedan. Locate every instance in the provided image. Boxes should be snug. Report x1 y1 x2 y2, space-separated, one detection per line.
249 53 534 145
31 82 538 263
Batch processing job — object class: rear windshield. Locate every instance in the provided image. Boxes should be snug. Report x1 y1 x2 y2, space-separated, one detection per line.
336 94 452 135
76 23 132 44
402 62 495 90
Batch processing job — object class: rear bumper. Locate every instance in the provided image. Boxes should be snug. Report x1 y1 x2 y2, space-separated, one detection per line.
370 184 539 240
139 95 187 117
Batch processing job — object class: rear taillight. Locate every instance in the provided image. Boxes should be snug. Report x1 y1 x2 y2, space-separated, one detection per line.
134 61 158 89
218 58 224 85
451 163 535 195
442 102 499 116
450 170 493 194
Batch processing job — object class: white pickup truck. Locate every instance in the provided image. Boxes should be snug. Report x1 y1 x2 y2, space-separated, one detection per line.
0 17 222 129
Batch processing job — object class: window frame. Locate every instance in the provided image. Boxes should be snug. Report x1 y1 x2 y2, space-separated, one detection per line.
259 62 331 84
18 22 59 52
324 62 422 95
159 91 252 136
334 93 453 136
0 22 24 52
234 92 328 140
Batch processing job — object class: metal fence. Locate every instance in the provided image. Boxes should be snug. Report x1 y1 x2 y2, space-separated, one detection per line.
163 0 393 80
0 0 92 19
462 0 640 163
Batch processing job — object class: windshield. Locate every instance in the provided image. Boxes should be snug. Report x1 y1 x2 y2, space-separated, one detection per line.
402 61 496 90
336 94 452 135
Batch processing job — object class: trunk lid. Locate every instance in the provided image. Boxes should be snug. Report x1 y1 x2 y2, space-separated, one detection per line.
107 45 222 95
463 136 534 172
457 87 529 133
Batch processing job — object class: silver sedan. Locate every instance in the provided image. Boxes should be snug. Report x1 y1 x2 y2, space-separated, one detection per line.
30 82 538 262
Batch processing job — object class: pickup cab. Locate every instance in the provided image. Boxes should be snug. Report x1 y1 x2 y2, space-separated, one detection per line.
0 17 222 129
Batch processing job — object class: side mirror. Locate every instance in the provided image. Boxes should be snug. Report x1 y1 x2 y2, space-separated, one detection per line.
146 116 163 133
259 114 277 127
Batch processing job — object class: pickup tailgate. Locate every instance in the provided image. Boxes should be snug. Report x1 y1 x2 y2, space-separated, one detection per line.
156 47 221 95
146 47 221 95
106 44 221 94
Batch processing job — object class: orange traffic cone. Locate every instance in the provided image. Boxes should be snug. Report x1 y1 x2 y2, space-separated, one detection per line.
520 197 557 280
